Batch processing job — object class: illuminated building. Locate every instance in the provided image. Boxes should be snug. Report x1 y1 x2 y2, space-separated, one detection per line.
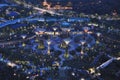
42 0 72 10
43 0 51 9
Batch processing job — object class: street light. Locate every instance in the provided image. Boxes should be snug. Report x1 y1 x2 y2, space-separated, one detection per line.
21 35 27 39
96 32 101 37
96 32 101 45
64 38 71 46
21 35 27 47
67 28 71 37
80 50 84 55
47 40 51 55
81 40 86 45
64 38 71 57
53 27 57 31
80 40 86 55
53 27 57 36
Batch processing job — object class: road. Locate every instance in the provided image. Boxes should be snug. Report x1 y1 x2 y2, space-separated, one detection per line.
12 0 62 16
96 55 120 69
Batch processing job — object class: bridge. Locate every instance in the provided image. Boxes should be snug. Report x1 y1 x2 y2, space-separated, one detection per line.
96 56 120 70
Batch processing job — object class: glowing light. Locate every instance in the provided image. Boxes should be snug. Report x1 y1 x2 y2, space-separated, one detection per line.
64 38 71 45
26 76 29 79
47 40 51 45
72 72 75 76
81 41 86 45
89 68 95 74
21 35 27 39
81 50 84 54
13 73 16 76
53 27 57 31
96 32 101 37
7 62 16 67
81 78 85 80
